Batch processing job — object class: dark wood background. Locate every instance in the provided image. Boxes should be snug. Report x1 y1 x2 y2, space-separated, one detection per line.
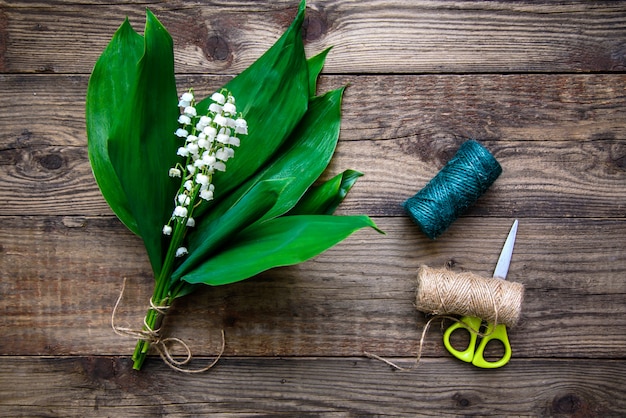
1 0 625 416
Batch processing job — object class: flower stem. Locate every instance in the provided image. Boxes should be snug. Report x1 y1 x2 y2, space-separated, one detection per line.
131 221 186 370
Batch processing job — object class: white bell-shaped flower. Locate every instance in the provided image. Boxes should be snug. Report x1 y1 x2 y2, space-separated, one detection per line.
208 103 222 113
213 114 227 127
203 126 217 139
202 153 217 166
173 206 188 218
216 133 229 144
183 106 197 117
198 138 209 149
175 128 189 138
196 173 210 186
200 189 214 201
211 92 226 105
177 194 190 206
178 115 191 125
235 118 248 135
186 143 199 155
223 102 236 115
216 147 235 162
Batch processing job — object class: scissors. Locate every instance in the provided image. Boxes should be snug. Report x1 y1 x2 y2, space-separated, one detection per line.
442 219 518 368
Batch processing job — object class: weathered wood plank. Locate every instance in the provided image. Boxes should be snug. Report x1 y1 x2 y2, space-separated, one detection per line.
1 74 625 217
3 139 625 218
2 1 625 74
1 216 625 358
4 73 626 146
0 356 624 416
1 0 624 412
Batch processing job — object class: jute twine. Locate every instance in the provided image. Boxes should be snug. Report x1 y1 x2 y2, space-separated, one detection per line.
111 278 225 373
416 265 524 327
365 265 524 371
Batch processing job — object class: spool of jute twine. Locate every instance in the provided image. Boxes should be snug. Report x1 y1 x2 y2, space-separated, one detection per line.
416 265 524 327
403 140 502 239
364 266 524 371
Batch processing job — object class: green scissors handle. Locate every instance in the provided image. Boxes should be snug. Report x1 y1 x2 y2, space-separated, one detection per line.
443 315 512 368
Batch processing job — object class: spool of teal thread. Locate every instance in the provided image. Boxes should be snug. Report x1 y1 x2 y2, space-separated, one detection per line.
403 140 502 239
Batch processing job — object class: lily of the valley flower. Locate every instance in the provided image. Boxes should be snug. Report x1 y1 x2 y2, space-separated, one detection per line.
173 205 188 218
178 92 194 108
162 88 248 259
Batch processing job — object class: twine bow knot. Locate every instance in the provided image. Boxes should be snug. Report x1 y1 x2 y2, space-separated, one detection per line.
112 279 225 373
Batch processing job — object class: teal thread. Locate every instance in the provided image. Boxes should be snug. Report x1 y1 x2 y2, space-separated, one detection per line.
403 140 502 239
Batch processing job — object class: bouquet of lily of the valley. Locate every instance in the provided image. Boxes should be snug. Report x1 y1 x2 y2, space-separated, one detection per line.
86 0 380 371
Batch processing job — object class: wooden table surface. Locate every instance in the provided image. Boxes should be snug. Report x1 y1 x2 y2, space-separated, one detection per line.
1 0 625 416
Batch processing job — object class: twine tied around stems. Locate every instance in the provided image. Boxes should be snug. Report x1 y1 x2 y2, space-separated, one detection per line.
111 278 225 373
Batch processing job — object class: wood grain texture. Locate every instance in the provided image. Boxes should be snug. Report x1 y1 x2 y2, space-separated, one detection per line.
1 1 625 74
5 73 625 147
1 216 625 358
1 356 625 416
1 74 625 217
1 0 625 415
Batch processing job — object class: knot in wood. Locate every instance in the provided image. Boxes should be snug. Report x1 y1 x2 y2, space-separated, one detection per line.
552 393 584 414
303 8 328 41
206 34 231 62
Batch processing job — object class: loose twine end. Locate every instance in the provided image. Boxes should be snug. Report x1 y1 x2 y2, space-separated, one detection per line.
363 313 441 372
112 278 225 373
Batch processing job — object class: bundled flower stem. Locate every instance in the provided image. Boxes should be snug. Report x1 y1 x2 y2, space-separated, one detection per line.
131 89 247 370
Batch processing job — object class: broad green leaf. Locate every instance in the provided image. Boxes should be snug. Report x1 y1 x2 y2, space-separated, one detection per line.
193 0 309 211
171 178 292 281
287 169 363 215
86 19 143 235
307 47 332 97
191 87 345 231
257 88 345 221
107 10 180 276
181 215 379 286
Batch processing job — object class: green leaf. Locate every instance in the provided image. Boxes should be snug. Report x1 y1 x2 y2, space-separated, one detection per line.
107 10 180 277
181 215 379 286
86 19 143 235
307 47 332 97
193 87 345 230
254 87 346 222
171 178 292 281
287 169 363 215
194 0 309 211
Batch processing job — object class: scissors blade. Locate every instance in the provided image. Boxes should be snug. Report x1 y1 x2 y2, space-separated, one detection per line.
493 219 518 280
